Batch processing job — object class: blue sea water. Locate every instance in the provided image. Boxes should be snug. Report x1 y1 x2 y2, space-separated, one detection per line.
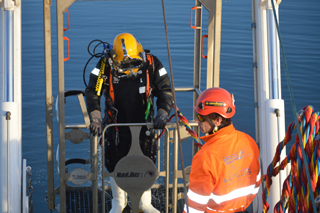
21 0 320 212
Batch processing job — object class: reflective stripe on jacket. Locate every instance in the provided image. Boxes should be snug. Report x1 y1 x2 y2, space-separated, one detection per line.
183 123 261 213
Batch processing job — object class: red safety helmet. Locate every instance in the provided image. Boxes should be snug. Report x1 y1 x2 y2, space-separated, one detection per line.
194 87 235 118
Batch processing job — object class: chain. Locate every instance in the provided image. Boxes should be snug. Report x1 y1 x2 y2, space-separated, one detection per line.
26 166 33 213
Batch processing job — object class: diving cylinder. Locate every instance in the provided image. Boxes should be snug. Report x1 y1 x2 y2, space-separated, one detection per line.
109 177 128 212
139 188 160 213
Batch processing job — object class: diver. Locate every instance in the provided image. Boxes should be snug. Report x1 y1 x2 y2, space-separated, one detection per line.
85 33 173 213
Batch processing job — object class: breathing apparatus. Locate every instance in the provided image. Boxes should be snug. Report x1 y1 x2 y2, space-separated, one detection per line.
83 39 113 88
83 37 153 121
95 46 117 96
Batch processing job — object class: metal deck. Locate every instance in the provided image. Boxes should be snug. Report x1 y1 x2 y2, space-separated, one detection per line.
65 185 186 213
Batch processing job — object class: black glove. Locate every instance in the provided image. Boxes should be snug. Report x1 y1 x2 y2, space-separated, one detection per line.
89 110 102 135
154 109 168 129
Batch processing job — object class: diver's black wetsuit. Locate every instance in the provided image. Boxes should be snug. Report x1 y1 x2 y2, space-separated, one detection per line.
85 53 173 172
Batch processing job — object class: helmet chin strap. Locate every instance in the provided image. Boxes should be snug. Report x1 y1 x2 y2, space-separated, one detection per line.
204 117 219 134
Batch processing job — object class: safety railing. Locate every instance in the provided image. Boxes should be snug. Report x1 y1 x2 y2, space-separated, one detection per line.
51 87 200 213
96 120 198 213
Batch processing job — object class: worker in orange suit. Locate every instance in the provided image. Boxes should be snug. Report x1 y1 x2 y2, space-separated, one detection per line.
183 87 261 213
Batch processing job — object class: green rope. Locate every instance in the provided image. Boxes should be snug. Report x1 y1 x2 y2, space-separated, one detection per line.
145 97 151 121
270 1 317 212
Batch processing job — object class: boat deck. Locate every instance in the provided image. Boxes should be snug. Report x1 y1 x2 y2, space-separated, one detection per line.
65 185 186 213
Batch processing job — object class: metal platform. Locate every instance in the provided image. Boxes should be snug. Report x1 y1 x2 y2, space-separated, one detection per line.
65 185 186 213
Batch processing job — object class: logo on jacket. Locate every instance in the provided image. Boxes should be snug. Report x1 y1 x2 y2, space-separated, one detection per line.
223 150 244 165
223 168 251 183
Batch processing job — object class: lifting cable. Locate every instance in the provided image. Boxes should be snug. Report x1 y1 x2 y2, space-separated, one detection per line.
160 0 190 212
269 0 317 212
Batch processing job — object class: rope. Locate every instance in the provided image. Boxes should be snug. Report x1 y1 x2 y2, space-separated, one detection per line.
160 1 190 212
262 105 320 213
156 105 202 149
270 0 317 211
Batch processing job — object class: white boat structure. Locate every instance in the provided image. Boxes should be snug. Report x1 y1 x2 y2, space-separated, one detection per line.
1 0 319 212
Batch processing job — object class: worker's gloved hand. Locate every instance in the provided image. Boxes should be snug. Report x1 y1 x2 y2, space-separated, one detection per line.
154 109 168 129
89 110 102 135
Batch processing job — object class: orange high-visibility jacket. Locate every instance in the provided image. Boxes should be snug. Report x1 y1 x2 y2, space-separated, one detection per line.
184 123 261 213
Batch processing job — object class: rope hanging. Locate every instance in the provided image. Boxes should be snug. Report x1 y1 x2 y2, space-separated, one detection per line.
160 0 191 211
262 105 320 213
156 104 202 149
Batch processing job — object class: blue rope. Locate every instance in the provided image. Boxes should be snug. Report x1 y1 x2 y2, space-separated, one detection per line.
270 1 317 212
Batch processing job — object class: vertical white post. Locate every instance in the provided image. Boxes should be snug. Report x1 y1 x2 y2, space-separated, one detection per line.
253 0 287 212
0 0 22 212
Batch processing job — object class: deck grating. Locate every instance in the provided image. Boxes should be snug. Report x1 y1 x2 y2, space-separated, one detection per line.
65 185 185 213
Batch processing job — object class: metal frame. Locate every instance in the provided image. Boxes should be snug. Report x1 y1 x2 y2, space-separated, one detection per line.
192 0 222 157
44 0 220 212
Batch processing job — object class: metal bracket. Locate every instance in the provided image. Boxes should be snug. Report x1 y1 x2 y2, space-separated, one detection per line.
4 0 15 10
65 128 90 144
266 0 281 9
259 0 268 7
168 124 191 143
252 62 258 68
6 111 11 120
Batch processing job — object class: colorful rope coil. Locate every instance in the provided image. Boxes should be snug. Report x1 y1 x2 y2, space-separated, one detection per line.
156 105 202 148
262 105 320 213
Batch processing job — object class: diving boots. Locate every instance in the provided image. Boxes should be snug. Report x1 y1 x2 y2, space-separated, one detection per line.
109 177 128 213
139 188 160 213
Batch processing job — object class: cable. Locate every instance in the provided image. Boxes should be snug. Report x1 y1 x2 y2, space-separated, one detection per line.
160 1 190 212
83 39 111 87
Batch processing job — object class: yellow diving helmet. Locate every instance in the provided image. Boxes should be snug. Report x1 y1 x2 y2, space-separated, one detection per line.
112 33 146 76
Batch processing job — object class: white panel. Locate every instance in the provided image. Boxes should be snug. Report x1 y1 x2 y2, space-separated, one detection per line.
0 107 9 212
264 99 286 211
1 102 21 213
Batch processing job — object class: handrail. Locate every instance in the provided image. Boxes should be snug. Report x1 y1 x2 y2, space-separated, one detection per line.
98 121 198 213
190 6 202 29
201 34 208 59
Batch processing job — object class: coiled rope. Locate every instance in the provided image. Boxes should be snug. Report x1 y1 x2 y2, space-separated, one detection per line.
269 0 318 211
262 105 320 213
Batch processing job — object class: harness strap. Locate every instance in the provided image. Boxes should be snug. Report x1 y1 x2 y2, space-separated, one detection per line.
145 54 154 100
105 53 155 124
109 71 114 102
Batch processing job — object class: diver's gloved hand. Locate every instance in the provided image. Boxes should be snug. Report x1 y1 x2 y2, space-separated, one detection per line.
89 110 102 135
154 109 168 129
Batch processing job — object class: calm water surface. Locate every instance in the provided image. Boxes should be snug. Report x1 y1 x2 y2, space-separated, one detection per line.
21 0 320 211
